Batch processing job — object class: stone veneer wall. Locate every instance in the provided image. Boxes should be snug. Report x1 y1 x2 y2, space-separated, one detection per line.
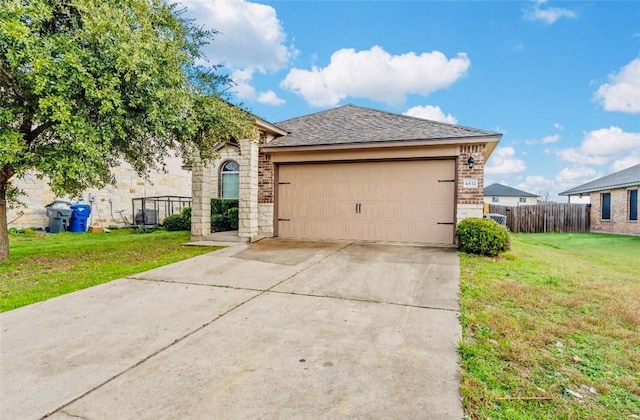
238 139 259 240
210 147 241 199
8 156 191 229
456 144 486 221
589 188 640 235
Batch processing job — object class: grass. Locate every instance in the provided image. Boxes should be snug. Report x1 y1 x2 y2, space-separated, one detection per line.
459 233 640 419
0 228 217 312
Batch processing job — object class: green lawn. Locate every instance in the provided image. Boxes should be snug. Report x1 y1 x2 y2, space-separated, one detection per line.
459 233 640 419
0 229 217 312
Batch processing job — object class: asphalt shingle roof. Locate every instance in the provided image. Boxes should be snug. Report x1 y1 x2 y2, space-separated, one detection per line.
559 164 640 195
484 183 538 197
266 104 501 148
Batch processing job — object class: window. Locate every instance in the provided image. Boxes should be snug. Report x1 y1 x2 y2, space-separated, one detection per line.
492 197 499 203
519 197 527 203
601 192 611 220
629 189 638 221
220 160 239 199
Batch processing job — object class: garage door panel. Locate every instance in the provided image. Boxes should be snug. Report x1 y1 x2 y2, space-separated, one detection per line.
278 160 455 245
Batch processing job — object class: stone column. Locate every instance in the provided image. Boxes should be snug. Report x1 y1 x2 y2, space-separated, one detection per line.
238 139 259 241
191 162 212 240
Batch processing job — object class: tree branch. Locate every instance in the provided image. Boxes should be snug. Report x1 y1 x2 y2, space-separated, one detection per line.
0 163 15 184
25 122 52 143
0 63 22 98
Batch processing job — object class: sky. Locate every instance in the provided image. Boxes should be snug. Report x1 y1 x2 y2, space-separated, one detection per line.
178 0 640 201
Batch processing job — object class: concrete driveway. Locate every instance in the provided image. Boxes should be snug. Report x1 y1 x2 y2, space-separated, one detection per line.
0 239 462 419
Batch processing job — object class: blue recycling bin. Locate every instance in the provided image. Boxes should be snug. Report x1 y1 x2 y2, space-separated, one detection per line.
69 203 92 232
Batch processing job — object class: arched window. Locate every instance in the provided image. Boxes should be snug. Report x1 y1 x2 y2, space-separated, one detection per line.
220 160 239 199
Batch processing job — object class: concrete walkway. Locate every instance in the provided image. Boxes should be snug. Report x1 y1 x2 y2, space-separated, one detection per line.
0 239 462 420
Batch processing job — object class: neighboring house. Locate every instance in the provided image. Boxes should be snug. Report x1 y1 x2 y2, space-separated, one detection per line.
191 104 502 246
560 164 639 235
7 154 191 229
483 183 538 206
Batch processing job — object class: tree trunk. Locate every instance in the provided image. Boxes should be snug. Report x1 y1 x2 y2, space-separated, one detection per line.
0 181 9 261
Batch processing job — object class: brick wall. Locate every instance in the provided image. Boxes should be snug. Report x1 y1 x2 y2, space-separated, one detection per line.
590 188 640 235
258 152 274 204
456 144 486 221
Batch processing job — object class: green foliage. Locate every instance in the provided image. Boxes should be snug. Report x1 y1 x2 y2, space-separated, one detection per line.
0 0 254 259
456 218 510 256
226 207 239 230
210 199 238 232
162 206 191 231
210 198 239 215
6 184 25 209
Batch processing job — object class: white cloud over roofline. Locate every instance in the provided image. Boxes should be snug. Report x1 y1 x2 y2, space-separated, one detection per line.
485 147 527 175
403 105 458 124
557 127 640 174
595 58 640 114
281 46 470 107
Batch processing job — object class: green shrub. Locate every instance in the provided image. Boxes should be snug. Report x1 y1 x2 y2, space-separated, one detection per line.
455 218 510 256
226 207 239 230
210 199 239 232
210 199 239 215
211 214 231 232
163 206 191 231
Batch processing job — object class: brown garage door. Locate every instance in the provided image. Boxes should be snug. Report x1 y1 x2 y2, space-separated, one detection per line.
277 160 456 245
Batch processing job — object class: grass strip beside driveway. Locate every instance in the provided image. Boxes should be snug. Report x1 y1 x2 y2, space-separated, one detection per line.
459 233 640 419
1 229 217 312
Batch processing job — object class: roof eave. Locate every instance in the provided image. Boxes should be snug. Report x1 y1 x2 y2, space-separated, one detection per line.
255 118 288 136
263 135 501 153
560 181 640 196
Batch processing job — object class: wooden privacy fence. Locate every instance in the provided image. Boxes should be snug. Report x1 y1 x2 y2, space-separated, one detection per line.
487 203 591 233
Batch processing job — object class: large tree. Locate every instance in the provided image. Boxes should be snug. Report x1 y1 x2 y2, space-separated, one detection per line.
0 0 254 260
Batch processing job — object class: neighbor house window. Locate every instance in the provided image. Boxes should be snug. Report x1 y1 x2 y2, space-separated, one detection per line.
519 197 527 203
492 197 499 203
220 160 239 199
601 192 611 220
629 189 638 221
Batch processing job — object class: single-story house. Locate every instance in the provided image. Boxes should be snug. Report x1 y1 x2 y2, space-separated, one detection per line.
483 183 538 206
191 104 502 246
560 163 639 235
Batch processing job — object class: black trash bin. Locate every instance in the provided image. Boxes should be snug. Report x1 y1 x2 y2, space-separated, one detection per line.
45 201 72 233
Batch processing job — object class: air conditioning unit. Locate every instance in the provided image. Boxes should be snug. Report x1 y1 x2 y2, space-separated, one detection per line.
484 213 507 226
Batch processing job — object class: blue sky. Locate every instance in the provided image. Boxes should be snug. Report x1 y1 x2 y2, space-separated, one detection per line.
180 0 640 201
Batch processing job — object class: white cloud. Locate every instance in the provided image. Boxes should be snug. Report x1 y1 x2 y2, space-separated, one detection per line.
556 166 598 184
485 147 527 175
281 46 471 107
403 105 458 124
611 156 640 172
230 69 257 99
541 134 561 144
257 90 285 106
594 58 640 114
524 0 577 24
180 0 295 106
553 122 564 130
525 133 561 145
229 69 285 105
557 126 640 167
181 0 295 71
